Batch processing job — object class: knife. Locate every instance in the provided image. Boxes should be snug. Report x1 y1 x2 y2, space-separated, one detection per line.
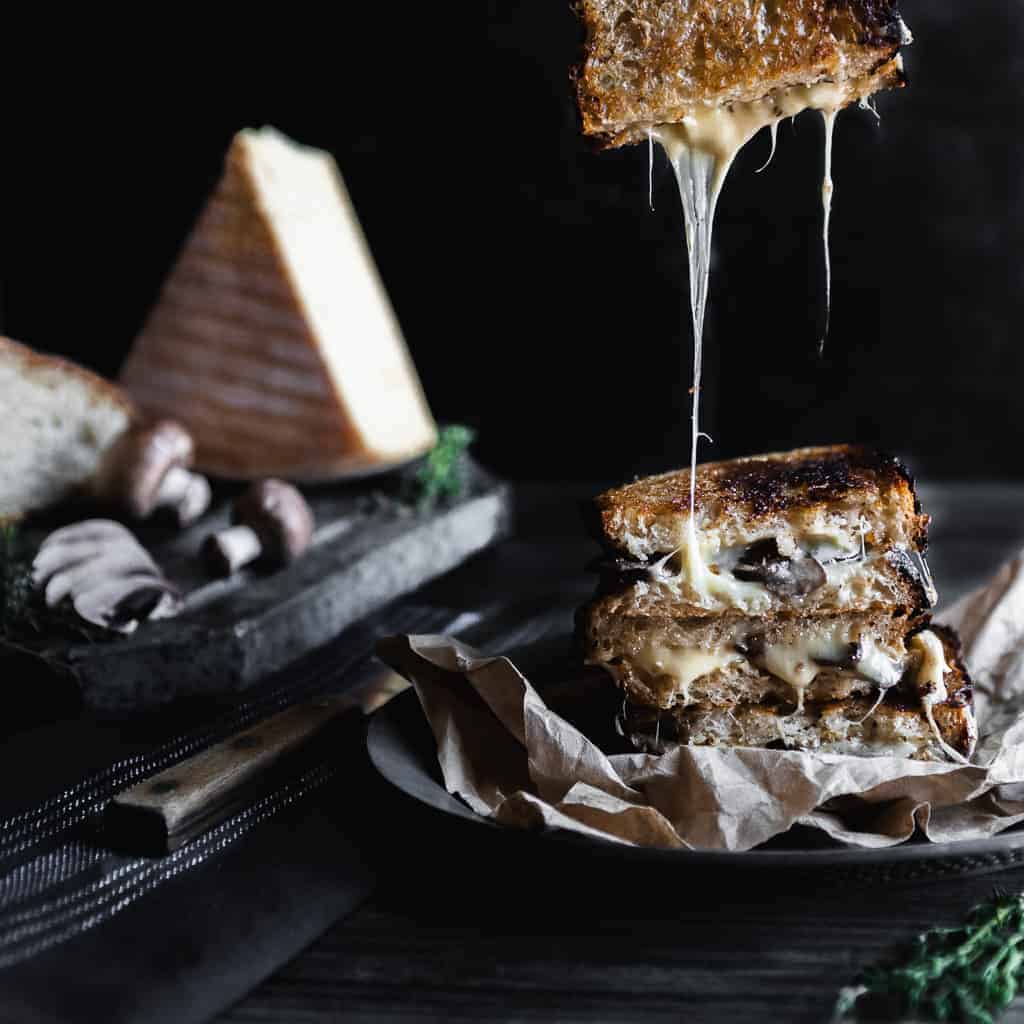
105 665 410 854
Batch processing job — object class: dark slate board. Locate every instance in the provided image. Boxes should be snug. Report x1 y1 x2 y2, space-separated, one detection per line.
40 459 510 711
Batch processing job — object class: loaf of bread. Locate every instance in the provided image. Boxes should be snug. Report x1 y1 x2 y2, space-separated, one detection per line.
0 337 136 523
120 126 438 481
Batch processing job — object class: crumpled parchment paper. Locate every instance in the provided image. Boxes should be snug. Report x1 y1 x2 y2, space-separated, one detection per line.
376 552 1024 850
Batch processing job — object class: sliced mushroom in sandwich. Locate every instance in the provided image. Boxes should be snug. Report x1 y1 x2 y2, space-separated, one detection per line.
587 445 934 620
578 447 976 762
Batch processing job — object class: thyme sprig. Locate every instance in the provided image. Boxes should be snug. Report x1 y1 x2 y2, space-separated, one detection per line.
412 425 476 510
835 891 1024 1024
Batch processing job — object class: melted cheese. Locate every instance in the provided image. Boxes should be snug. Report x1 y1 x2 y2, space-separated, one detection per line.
630 624 904 711
652 79 857 171
758 629 849 691
757 629 903 707
651 71 896 566
819 109 837 352
911 630 950 701
679 527 770 608
909 630 970 764
645 520 874 613
632 642 743 705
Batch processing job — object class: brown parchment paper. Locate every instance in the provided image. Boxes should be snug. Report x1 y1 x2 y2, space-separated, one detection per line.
376 554 1024 850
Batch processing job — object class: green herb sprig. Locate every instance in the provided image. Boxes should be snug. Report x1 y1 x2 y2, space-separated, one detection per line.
411 425 476 510
835 891 1024 1024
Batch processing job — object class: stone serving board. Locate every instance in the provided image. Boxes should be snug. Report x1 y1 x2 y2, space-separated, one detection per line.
48 460 510 711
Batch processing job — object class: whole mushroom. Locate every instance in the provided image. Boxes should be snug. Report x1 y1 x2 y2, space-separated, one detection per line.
203 479 314 576
92 420 212 527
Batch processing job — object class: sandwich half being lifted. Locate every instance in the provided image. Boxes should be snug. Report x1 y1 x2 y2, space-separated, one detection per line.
575 0 912 149
578 447 976 762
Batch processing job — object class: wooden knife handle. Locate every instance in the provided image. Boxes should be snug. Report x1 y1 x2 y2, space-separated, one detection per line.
107 693 354 854
106 667 410 854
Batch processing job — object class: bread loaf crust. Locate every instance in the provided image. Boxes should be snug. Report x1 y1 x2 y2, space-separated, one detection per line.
0 337 136 423
0 337 137 522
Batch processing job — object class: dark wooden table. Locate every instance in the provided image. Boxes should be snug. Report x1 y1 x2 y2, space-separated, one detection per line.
213 481 1024 1024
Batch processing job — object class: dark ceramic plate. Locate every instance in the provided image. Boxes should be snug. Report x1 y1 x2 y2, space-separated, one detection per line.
368 635 1024 884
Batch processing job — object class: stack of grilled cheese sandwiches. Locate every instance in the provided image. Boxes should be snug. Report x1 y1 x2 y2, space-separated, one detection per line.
579 446 976 762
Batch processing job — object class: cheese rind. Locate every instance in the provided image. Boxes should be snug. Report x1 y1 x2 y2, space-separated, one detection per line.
120 126 437 480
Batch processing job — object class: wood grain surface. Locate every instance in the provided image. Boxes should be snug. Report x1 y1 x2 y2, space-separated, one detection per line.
220 861 1024 1023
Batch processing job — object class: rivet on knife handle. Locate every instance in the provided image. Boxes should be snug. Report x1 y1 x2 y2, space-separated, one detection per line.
105 693 353 854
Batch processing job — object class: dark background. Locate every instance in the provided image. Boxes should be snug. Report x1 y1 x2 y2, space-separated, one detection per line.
2 2 1019 482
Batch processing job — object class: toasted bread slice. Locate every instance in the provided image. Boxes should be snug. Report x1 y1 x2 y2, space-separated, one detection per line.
0 338 136 523
621 627 975 761
587 445 930 619
593 446 926 557
574 0 910 147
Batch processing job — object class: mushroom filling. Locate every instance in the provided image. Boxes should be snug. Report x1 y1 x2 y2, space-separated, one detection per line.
731 538 827 598
623 623 907 712
595 531 869 600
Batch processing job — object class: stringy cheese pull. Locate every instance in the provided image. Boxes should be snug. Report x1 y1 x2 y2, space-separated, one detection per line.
911 630 970 764
650 66 903 554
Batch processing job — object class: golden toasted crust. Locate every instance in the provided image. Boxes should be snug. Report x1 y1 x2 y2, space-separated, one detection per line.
574 0 909 147
592 445 928 554
0 337 137 421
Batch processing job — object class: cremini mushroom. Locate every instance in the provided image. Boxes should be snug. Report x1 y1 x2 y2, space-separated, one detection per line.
203 479 314 576
732 538 827 598
92 420 212 526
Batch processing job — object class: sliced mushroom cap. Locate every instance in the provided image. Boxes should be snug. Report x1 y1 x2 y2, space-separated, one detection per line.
32 519 181 632
72 574 182 633
732 539 827 598
33 521 148 584
43 546 161 608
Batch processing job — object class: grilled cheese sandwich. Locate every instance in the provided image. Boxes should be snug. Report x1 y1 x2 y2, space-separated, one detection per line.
579 448 976 762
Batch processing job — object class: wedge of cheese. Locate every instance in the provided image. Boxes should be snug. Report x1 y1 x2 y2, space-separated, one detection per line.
0 337 136 523
120 127 437 480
